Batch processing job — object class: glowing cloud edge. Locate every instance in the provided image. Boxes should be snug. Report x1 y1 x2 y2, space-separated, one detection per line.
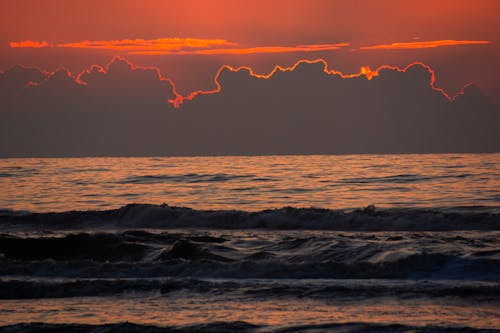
2 57 475 109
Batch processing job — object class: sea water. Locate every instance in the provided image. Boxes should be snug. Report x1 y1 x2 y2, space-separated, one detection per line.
1 154 499 212
0 154 498 332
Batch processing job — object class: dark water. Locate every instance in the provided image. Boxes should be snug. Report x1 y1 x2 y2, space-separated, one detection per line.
0 155 499 332
0 229 499 331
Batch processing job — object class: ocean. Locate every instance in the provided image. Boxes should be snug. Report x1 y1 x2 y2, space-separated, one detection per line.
0 154 499 332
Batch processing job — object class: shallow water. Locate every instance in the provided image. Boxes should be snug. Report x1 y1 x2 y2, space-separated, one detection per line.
1 293 498 328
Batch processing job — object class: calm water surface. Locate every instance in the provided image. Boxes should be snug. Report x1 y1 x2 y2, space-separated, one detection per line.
1 154 499 212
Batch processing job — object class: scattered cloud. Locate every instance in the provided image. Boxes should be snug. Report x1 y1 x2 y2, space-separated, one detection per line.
11 38 491 56
11 37 491 56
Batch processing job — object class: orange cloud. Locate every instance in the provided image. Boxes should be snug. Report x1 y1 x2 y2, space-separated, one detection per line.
130 43 349 55
9 38 234 52
9 41 50 48
359 39 491 50
10 38 348 56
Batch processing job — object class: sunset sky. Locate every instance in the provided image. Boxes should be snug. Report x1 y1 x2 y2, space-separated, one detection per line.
1 0 498 99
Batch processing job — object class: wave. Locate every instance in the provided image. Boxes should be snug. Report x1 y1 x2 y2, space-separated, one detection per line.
0 203 498 231
0 322 497 333
2 254 496 280
0 232 227 262
0 278 497 300
1 231 498 280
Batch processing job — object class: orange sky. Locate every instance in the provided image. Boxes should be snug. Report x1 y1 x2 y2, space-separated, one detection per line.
0 0 498 99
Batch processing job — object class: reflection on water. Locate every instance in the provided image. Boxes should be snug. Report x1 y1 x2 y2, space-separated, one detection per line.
1 154 499 212
0 294 498 329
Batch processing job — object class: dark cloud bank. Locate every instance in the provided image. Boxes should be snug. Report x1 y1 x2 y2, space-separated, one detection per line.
1 58 498 157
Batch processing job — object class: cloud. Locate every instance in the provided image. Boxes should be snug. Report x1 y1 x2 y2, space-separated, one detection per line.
0 57 179 156
358 39 491 50
9 41 50 48
10 38 349 56
130 43 349 55
0 58 498 156
12 38 490 55
10 38 234 52
172 60 453 107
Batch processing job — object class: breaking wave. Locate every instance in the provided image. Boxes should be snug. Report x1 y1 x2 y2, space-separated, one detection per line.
1 230 498 281
0 204 498 231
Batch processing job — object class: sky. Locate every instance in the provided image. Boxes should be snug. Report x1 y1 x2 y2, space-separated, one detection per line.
1 0 498 98
1 0 499 157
